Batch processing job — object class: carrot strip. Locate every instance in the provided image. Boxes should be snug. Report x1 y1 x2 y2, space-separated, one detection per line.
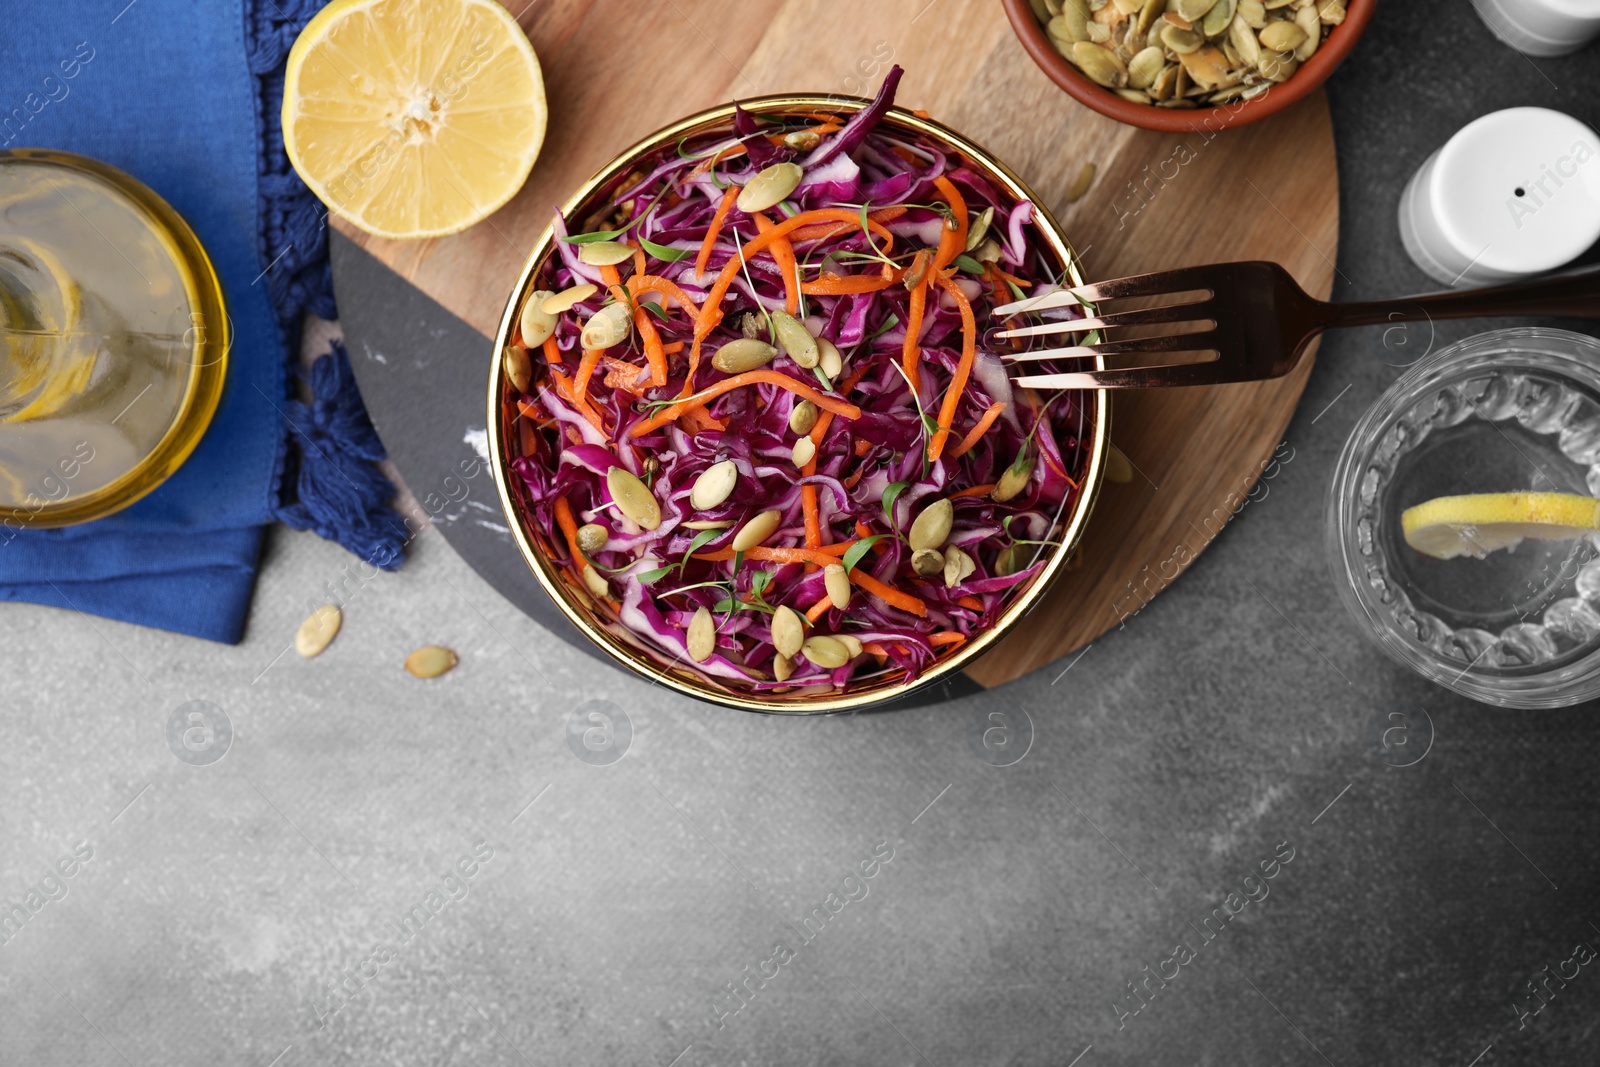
542 336 562 366
630 370 860 437
681 406 727 433
517 398 541 420
802 485 822 549
901 276 928 395
854 439 872 457
554 498 589 577
755 212 801 315
949 401 1008 459
849 569 927 617
630 275 702 319
929 631 966 647
806 596 833 622
696 210 897 339
786 206 907 243
950 483 997 499
956 595 984 611
801 274 894 296
930 174 969 273
695 186 739 277
843 465 867 489
695 541 858 565
928 273 976 462
662 340 685 355
629 243 647 280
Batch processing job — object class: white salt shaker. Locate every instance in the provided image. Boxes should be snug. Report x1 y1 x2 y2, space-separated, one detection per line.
1471 0 1600 56
1398 107 1600 288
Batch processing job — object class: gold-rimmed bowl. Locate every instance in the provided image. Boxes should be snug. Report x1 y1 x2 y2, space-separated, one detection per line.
487 93 1108 713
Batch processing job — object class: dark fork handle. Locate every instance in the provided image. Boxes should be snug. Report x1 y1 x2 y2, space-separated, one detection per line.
1314 264 1600 330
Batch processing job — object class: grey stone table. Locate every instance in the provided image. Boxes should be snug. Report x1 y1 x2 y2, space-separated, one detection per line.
5 3 1600 1065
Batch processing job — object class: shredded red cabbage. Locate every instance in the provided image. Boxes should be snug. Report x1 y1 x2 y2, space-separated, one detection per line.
505 67 1092 695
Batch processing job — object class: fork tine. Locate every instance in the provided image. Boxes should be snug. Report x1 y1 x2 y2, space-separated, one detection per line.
1003 329 1220 362
996 300 1214 340
991 288 1083 317
1070 265 1221 303
1012 359 1231 391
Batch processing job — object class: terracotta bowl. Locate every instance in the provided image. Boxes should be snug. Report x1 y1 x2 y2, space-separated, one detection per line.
1001 0 1375 134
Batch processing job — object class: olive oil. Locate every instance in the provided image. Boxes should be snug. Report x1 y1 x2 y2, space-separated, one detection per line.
0 149 227 528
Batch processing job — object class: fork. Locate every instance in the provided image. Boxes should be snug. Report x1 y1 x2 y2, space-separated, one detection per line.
994 261 1600 390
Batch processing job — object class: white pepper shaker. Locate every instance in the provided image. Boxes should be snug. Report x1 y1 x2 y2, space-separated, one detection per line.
1471 0 1600 56
1398 107 1600 288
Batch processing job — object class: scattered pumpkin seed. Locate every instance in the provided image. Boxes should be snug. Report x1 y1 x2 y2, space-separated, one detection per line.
607 466 662 530
295 605 341 658
791 436 817 467
773 653 795 682
943 545 977 589
823 563 852 610
994 544 1030 578
578 241 636 267
770 311 819 369
801 634 850 669
964 206 995 252
911 548 944 576
582 565 609 599
711 337 778 374
732 509 782 551
502 344 532 394
542 283 598 314
973 237 1003 263
581 302 631 350
690 460 739 510
682 518 735 530
907 498 953 552
993 451 1036 503
518 289 557 347
576 523 609 553
687 606 715 663
404 645 457 678
784 130 821 151
817 338 843 379
789 399 820 436
771 605 806 657
1257 19 1305 51
736 162 803 213
837 635 864 658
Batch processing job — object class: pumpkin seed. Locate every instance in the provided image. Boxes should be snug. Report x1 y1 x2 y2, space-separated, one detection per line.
1239 0 1266 26
732 509 782 551
690 460 738 510
582 564 609 599
542 283 599 314
1318 0 1346 24
736 162 803 213
1201 0 1235 36
1179 45 1231 89
578 241 636 266
711 338 777 374
837 635 864 658
994 545 1030 578
581 302 631 350
1116 88 1152 103
607 466 661 530
686 606 715 663
993 451 1036 502
1072 41 1127 86
973 238 1003 263
1175 0 1213 20
739 312 761 339
295 604 341 658
1127 46 1166 88
1257 19 1305 50
908 498 953 552
911 548 944 576
784 130 821 151
771 605 806 657
1229 15 1262 65
817 338 843 379
1292 3 1320 58
1048 7 1089 43
902 249 932 290
1164 25 1203 52
773 653 795 682
789 400 820 435
964 206 995 251
503 344 532 394
770 311 819 368
1135 0 1166 34
1259 49 1298 81
943 546 977 588
823 563 852 610
801 635 850 669
518 289 557 347
682 519 735 530
792 436 817 467
576 523 609 553
405 645 457 678
1065 162 1098 204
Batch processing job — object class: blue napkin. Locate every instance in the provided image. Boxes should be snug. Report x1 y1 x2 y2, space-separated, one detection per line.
0 0 405 642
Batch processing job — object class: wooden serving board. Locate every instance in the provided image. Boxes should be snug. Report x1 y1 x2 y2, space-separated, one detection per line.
332 0 1337 691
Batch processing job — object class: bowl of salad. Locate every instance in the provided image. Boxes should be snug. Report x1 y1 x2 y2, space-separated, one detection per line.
488 68 1108 712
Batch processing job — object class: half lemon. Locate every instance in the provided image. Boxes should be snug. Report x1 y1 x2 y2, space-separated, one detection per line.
281 0 547 240
1401 492 1600 560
